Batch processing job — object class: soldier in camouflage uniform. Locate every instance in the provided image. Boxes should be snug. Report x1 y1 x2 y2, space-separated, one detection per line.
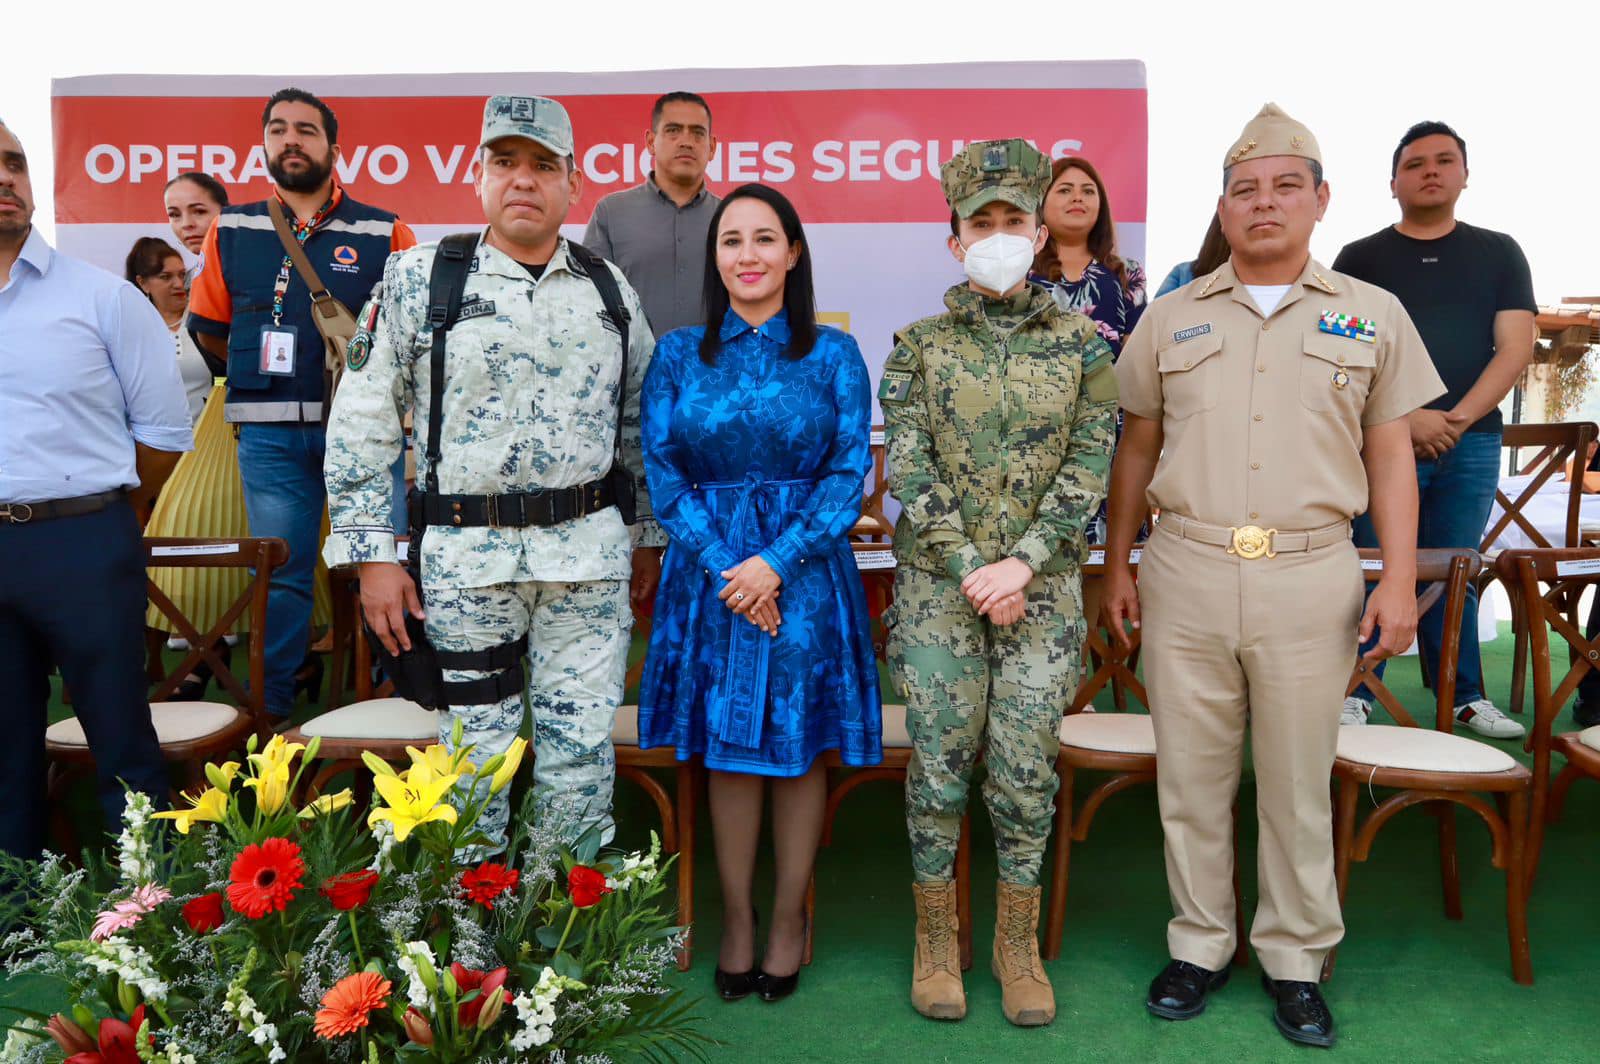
323 96 665 853
881 139 1118 1027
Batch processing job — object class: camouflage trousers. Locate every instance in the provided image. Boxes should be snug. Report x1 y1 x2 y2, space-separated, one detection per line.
424 578 632 855
891 565 1084 887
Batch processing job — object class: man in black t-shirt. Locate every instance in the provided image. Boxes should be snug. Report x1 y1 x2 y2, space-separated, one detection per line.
1334 120 1537 740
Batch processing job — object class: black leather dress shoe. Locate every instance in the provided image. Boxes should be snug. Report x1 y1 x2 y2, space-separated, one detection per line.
1145 959 1231 1020
714 967 758 1001
1261 973 1335 1047
1574 698 1600 728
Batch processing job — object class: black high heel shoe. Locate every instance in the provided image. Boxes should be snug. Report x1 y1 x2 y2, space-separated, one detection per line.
755 913 810 1002
714 909 760 1002
174 643 231 701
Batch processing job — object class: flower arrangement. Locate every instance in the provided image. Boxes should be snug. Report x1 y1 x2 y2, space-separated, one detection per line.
0 725 705 1063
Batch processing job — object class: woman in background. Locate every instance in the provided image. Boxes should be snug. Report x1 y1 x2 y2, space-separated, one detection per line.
1155 214 1231 299
1029 156 1146 355
125 237 210 423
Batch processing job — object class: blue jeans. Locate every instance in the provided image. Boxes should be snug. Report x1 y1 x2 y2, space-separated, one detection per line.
239 424 407 717
1354 429 1501 706
238 423 327 716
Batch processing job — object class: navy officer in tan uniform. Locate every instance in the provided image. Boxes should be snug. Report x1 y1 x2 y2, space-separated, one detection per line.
1101 104 1444 1048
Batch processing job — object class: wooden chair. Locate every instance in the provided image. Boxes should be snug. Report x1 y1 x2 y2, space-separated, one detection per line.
46 537 287 848
615 613 700 972
1480 421 1597 714
1326 549 1532 985
849 425 893 542
1043 553 1249 966
1497 548 1600 894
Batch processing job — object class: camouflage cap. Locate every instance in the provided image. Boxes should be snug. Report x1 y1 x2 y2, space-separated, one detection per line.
478 95 574 157
1223 102 1321 170
940 139 1051 218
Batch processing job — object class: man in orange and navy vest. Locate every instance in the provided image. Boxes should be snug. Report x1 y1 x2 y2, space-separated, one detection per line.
189 87 415 721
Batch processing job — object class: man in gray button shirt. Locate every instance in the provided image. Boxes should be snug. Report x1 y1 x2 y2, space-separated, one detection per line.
584 92 720 338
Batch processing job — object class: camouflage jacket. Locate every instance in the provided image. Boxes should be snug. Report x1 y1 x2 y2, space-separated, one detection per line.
879 282 1117 580
323 235 666 589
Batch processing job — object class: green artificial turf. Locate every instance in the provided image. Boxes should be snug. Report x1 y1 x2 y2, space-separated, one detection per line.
5 624 1596 1062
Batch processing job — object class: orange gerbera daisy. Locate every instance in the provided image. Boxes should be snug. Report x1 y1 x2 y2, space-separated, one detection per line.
313 971 392 1039
225 837 305 919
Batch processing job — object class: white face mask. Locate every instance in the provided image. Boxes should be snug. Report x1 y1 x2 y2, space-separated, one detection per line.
959 230 1038 294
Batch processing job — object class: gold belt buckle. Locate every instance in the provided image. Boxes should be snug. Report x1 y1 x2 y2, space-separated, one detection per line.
1228 524 1277 560
0 503 33 524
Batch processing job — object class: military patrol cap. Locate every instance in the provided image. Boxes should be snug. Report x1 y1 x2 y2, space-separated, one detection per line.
478 95 574 157
940 139 1051 218
1223 102 1321 170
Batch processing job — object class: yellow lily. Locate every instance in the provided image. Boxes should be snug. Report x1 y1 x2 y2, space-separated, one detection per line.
367 760 460 842
247 734 305 777
298 788 354 819
204 760 241 792
152 787 229 834
489 737 528 795
407 743 474 778
362 751 399 779
244 762 291 815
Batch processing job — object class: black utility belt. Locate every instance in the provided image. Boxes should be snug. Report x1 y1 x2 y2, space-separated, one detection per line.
419 479 616 529
0 489 126 525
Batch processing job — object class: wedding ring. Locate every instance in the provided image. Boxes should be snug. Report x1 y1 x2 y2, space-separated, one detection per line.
734 592 746 602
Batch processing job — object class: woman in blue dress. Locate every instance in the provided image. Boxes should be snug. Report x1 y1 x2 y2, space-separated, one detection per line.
638 183 882 1003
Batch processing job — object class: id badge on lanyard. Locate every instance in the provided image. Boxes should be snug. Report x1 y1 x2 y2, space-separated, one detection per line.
260 324 298 376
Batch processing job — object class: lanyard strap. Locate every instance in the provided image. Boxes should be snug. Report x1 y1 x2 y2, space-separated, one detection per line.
270 195 335 326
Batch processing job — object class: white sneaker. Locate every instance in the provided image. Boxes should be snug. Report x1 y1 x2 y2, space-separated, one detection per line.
1341 697 1371 726
1453 700 1525 740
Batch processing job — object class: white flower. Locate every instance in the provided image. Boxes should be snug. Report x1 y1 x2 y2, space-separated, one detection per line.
67 938 168 1003
395 940 437 1012
115 791 156 886
0 1020 42 1062
368 818 396 873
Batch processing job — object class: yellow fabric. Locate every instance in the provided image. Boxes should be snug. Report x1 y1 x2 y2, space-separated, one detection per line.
144 385 250 633
144 383 333 634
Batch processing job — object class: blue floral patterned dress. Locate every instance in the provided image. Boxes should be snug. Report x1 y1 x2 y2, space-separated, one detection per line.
637 309 883 776
1029 257 1147 356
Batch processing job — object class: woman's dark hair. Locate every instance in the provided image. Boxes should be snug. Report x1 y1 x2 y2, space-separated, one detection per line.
698 183 817 365
1032 156 1132 295
124 236 182 293
164 171 229 207
1193 213 1231 277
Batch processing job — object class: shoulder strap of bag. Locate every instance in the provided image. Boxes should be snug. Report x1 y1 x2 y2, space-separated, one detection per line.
565 240 631 462
266 198 341 321
422 232 481 495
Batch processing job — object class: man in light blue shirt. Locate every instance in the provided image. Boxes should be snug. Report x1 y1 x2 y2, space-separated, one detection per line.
0 119 193 862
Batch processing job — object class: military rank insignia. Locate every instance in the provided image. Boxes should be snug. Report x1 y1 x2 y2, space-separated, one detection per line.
1318 310 1377 343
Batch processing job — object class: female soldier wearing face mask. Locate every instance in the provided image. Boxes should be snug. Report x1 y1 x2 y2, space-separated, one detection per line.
879 139 1119 1029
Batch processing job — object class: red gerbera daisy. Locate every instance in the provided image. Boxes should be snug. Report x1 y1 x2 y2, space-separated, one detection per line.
458 862 520 910
226 838 305 919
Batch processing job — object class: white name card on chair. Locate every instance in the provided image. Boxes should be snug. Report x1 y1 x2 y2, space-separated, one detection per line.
870 429 885 447
1086 549 1143 566
1556 558 1600 577
853 549 896 571
1361 559 1384 571
151 543 241 557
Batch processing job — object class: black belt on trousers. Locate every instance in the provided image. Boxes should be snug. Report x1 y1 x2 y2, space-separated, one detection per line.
0 489 126 525
419 479 616 529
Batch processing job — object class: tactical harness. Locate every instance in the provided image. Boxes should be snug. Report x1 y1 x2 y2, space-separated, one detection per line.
369 233 634 709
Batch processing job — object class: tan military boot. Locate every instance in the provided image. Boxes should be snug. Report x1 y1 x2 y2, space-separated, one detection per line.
991 879 1056 1026
910 881 966 1020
